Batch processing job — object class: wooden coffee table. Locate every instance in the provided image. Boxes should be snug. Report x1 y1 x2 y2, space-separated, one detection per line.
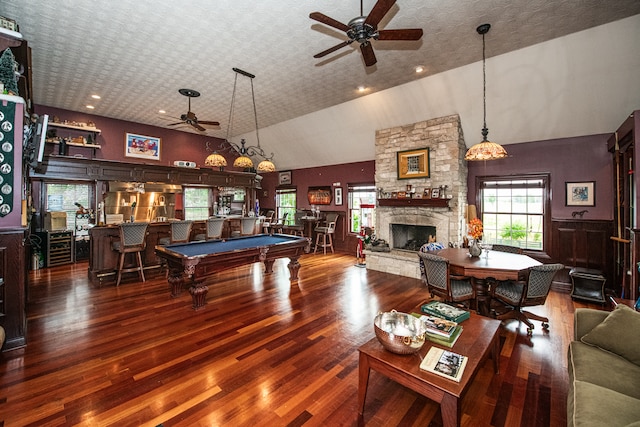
358 308 501 426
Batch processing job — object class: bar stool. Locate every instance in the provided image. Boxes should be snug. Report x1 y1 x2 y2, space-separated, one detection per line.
158 220 193 245
314 213 339 254
272 212 289 234
112 222 149 286
261 210 275 234
283 211 305 236
195 217 225 241
240 217 259 236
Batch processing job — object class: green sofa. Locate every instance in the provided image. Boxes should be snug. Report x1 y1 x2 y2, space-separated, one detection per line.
568 305 640 426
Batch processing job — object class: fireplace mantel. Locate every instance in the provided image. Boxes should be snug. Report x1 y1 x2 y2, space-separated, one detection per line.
377 198 451 208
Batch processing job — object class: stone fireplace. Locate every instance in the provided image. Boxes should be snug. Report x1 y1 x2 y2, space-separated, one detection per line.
365 114 468 279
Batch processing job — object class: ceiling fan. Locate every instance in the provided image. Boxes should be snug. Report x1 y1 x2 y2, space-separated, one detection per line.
309 0 423 67
166 88 220 132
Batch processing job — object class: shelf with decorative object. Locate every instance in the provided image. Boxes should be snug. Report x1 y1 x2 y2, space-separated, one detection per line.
46 122 102 157
377 198 451 208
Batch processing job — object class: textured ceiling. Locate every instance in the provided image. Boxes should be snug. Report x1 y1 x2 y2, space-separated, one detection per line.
3 1 640 170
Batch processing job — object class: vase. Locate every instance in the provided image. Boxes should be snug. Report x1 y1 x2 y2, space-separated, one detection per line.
469 239 482 257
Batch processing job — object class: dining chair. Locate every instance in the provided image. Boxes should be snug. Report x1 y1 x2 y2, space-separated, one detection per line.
491 244 523 254
417 251 476 309
490 263 564 335
314 213 339 254
195 217 225 241
158 220 193 245
111 222 149 286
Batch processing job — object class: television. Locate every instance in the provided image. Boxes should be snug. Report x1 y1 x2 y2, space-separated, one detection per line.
25 113 48 168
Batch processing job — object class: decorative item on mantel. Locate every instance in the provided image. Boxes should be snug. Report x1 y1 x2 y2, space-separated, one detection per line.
468 217 483 257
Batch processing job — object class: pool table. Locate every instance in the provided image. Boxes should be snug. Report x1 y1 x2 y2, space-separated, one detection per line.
155 233 310 310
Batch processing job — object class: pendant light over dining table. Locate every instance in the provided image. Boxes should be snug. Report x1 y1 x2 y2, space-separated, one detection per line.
206 67 276 172
464 24 508 162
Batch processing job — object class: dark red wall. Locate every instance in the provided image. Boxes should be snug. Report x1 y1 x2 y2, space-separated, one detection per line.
257 161 375 219
467 134 613 221
36 106 613 225
35 105 232 170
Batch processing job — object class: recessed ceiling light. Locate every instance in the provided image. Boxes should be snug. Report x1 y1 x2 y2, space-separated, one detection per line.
415 65 425 73
158 109 166 114
86 105 95 109
357 86 367 92
91 94 101 99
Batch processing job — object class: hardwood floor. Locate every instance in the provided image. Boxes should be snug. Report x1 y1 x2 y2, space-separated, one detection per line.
0 253 604 426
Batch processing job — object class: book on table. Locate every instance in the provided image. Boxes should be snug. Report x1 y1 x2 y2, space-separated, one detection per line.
421 301 470 323
419 314 458 338
425 325 463 348
420 346 468 382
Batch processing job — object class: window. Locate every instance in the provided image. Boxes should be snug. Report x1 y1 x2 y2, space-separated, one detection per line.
183 187 210 220
348 184 376 234
45 183 91 230
477 174 550 251
276 188 296 225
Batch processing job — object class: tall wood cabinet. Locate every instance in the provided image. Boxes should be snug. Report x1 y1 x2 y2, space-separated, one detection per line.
0 96 28 350
608 111 640 301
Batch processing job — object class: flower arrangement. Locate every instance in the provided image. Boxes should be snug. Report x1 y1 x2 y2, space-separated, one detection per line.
468 218 483 240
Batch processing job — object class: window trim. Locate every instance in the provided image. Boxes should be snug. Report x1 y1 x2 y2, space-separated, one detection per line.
347 183 376 235
475 173 551 254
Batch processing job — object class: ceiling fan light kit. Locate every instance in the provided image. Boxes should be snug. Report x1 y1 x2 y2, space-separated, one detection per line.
465 23 508 161
310 0 423 67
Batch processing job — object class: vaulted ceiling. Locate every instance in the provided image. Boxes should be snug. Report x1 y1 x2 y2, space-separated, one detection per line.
4 1 640 170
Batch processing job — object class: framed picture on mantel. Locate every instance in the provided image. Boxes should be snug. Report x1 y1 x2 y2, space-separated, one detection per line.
397 147 430 179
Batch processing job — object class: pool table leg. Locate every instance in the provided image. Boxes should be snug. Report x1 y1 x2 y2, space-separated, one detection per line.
288 256 301 280
189 280 208 310
168 269 185 297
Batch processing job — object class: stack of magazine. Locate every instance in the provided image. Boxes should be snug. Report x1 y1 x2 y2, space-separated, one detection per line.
419 315 463 348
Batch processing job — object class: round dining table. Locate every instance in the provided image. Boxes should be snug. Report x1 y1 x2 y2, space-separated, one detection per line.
434 247 542 316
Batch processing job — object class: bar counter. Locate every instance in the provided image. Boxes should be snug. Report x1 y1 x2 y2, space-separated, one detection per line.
88 221 211 283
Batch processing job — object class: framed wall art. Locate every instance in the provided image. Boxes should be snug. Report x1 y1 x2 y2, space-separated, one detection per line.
278 170 292 185
566 181 595 206
334 187 343 205
397 147 430 179
307 186 332 205
125 133 161 161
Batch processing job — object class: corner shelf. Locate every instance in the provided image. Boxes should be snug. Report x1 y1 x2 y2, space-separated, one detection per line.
377 198 451 208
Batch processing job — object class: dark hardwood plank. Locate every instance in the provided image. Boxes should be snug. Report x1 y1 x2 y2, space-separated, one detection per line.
0 253 604 426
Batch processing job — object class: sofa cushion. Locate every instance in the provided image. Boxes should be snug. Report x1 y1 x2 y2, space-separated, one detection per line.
580 304 640 366
569 341 640 399
569 380 640 427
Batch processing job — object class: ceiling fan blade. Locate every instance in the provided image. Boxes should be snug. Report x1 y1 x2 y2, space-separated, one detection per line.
360 42 377 67
314 40 353 58
198 121 220 126
309 12 350 32
377 28 423 41
166 122 184 126
191 122 206 132
364 0 397 27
